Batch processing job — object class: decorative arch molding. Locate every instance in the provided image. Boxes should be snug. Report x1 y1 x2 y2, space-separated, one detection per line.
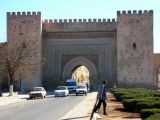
62 56 98 90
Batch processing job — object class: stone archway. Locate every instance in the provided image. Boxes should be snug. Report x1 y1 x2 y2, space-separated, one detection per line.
62 56 98 90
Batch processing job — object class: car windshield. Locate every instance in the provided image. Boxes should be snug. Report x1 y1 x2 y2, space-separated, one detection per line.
77 86 86 89
33 87 43 91
66 82 76 86
56 86 66 90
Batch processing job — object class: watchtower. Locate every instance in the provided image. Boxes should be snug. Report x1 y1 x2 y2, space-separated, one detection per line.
117 10 154 88
7 12 42 90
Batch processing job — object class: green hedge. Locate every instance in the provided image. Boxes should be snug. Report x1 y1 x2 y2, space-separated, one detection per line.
137 101 160 112
144 113 160 120
140 108 160 119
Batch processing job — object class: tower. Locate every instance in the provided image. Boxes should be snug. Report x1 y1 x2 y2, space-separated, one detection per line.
117 10 155 89
7 12 42 91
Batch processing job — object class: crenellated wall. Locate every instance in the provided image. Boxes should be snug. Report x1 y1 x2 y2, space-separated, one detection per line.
42 18 116 32
117 10 155 89
6 10 156 91
7 12 42 91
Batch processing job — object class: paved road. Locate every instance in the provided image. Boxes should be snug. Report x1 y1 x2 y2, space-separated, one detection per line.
0 95 86 120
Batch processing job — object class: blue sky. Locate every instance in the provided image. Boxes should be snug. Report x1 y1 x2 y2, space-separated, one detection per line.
0 0 160 53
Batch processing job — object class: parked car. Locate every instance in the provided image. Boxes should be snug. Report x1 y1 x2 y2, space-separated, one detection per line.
76 84 87 96
29 87 46 99
54 86 69 97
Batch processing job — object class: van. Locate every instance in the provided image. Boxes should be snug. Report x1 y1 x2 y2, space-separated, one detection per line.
66 79 77 93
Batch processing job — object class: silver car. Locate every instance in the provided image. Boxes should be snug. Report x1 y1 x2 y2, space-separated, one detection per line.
29 87 46 99
54 86 69 97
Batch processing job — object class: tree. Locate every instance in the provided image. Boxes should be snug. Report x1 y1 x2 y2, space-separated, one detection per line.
0 41 31 96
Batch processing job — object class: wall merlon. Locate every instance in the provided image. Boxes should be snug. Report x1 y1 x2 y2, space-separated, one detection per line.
133 10 137 14
7 12 41 16
117 10 154 16
12 12 16 15
49 19 52 23
83 19 86 22
88 19 92 22
22 12 26 15
64 19 67 23
138 10 142 14
69 19 72 23
44 19 48 23
73 19 77 23
27 12 31 15
112 19 115 22
128 10 131 14
103 19 106 22
42 18 117 24
93 19 97 22
122 11 126 14
32 12 36 15
54 19 58 23
59 19 63 23
78 19 82 22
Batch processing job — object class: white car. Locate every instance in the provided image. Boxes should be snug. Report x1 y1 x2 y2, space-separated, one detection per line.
76 84 87 96
29 87 46 99
54 86 69 97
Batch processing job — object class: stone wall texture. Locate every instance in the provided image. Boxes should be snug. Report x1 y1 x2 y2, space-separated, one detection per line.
6 10 157 91
117 10 155 89
7 12 42 91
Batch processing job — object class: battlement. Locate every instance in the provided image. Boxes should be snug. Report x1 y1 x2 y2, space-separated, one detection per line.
117 10 153 16
7 12 41 16
42 18 116 24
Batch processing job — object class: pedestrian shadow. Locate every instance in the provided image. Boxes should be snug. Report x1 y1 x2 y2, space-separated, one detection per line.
61 115 90 120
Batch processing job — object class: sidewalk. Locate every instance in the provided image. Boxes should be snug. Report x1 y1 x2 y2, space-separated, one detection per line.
61 92 97 120
0 92 28 107
62 92 141 120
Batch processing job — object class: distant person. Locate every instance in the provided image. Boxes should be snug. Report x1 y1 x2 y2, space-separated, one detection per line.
86 82 89 91
113 82 117 90
93 80 108 115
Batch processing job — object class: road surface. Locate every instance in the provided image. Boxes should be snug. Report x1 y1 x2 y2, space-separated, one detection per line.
0 95 86 120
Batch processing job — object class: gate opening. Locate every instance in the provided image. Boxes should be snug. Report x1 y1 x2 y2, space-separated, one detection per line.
71 65 90 84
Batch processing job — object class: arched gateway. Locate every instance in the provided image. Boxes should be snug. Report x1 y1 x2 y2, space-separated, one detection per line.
42 36 116 90
7 10 157 91
62 57 98 90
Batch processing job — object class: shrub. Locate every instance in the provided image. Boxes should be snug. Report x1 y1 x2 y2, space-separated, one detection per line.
122 98 146 112
141 108 160 119
144 113 160 120
137 101 160 112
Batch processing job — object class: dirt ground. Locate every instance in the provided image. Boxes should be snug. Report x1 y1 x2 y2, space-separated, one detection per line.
98 92 141 120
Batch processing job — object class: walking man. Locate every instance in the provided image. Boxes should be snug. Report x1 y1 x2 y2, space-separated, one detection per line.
93 80 108 115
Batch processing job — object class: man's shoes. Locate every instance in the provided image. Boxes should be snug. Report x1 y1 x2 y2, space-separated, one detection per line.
103 112 108 115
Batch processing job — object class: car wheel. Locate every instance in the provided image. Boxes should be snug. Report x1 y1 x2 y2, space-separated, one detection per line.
41 95 44 99
30 96 33 99
76 93 78 96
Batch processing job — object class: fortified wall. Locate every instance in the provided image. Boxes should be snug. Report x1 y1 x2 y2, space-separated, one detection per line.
6 10 156 91
42 18 117 89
